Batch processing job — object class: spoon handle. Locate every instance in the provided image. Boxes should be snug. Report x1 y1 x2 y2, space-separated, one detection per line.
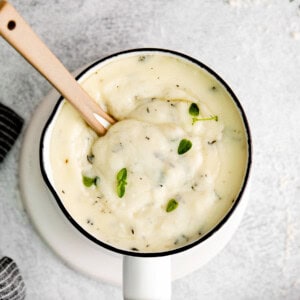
0 1 114 135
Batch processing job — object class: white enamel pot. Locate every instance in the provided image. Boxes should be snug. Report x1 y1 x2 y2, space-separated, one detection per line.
40 48 252 300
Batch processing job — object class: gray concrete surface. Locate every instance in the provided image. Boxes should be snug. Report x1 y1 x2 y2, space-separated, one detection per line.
1 0 300 299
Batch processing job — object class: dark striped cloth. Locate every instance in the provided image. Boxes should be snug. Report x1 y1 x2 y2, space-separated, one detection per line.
0 103 24 163
0 105 25 297
0 257 26 300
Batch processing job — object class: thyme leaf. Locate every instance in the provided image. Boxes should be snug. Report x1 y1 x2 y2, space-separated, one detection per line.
166 199 178 212
82 175 99 187
189 103 200 116
117 182 126 198
116 168 127 198
117 168 127 182
178 139 192 155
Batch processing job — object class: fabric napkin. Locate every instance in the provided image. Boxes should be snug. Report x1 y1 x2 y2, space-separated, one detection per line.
0 257 26 300
0 103 24 163
0 103 26 299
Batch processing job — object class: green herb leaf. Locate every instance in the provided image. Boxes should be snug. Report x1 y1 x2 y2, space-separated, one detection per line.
82 175 99 187
178 139 192 155
116 168 128 197
192 115 218 125
166 199 178 212
189 103 200 116
117 182 126 198
117 168 127 182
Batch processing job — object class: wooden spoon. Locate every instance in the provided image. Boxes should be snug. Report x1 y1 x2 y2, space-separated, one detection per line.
0 1 115 135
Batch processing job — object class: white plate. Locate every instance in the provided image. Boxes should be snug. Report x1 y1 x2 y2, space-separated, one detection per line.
19 87 249 286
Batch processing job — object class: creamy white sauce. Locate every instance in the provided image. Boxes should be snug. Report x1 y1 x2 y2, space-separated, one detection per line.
49 53 248 252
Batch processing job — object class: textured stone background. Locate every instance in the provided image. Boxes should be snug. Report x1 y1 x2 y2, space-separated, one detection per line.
1 0 300 299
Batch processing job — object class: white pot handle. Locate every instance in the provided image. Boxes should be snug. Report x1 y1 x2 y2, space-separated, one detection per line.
123 255 171 300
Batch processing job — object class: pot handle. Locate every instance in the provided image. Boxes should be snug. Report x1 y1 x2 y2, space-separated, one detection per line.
123 256 171 300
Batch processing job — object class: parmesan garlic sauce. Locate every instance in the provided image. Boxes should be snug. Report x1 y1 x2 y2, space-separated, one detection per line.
49 52 249 253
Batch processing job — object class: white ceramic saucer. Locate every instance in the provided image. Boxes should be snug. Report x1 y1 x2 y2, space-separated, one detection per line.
19 87 249 286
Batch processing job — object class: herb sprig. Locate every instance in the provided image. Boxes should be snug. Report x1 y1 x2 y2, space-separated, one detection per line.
188 102 218 125
192 115 218 125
